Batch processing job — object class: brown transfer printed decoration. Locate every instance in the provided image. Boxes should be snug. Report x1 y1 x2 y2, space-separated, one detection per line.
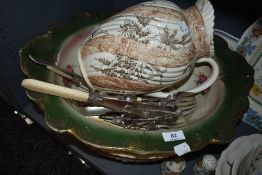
114 5 185 22
81 35 195 67
90 55 163 83
78 0 217 93
184 6 210 58
88 76 162 92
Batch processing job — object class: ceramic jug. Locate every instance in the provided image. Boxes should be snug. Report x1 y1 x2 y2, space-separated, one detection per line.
78 0 219 97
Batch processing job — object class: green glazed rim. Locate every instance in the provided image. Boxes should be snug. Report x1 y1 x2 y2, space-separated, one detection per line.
20 13 254 161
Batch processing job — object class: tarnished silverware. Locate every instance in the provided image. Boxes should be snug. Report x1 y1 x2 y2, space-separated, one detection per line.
25 55 197 129
99 92 196 129
22 78 197 130
21 79 181 119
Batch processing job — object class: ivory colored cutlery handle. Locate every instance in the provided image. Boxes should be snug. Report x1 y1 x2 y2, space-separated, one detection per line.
21 79 89 102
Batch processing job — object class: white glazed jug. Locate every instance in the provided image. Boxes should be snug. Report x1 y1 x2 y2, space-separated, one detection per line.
78 0 219 97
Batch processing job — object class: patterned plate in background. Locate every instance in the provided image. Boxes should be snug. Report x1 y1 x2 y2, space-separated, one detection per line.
236 17 262 131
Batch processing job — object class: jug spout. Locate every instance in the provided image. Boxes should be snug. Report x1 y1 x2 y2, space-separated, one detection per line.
184 0 215 58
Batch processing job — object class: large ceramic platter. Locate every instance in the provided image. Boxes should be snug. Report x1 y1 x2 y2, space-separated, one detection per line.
20 13 254 161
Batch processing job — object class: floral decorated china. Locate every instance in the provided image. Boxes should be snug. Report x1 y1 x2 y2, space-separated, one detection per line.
236 17 262 131
77 0 219 97
20 10 253 160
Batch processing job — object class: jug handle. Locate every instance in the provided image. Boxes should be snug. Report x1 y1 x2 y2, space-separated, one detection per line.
146 57 219 98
